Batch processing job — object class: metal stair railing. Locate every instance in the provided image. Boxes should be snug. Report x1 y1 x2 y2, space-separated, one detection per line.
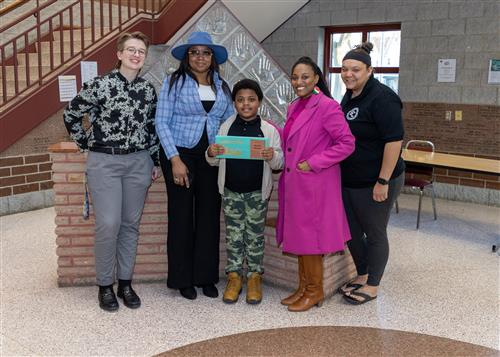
0 0 31 17
0 0 172 108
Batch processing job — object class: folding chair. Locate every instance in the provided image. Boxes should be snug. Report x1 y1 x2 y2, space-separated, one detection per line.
395 140 437 229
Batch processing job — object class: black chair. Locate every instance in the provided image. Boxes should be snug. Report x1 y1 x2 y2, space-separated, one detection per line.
396 140 437 229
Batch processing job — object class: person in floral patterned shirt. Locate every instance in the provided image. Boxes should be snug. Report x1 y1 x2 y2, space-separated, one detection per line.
64 31 160 312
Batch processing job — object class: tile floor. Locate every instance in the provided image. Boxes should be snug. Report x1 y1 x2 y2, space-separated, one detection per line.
1 194 499 356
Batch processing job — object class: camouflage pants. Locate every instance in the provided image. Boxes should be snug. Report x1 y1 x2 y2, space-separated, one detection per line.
223 188 268 277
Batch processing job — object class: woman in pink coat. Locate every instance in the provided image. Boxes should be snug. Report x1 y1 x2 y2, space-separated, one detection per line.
277 56 355 312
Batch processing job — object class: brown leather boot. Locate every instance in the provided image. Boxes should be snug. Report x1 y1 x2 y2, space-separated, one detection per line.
223 272 242 304
246 272 262 304
288 255 324 312
281 256 306 305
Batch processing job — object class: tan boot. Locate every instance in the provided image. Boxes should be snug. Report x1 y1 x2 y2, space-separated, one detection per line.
223 272 242 304
281 256 306 305
288 255 324 312
246 272 262 304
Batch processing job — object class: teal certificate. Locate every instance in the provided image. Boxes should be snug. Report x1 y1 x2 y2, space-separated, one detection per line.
215 135 269 160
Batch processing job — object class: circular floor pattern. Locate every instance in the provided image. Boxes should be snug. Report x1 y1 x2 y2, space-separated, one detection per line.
157 326 498 356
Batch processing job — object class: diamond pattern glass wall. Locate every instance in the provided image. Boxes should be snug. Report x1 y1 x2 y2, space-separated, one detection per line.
142 1 294 127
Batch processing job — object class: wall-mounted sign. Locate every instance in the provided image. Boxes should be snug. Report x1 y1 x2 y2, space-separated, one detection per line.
58 75 77 102
488 59 500 84
81 61 98 85
437 59 456 83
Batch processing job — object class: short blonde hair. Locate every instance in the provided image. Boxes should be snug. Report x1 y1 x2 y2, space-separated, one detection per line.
115 31 150 69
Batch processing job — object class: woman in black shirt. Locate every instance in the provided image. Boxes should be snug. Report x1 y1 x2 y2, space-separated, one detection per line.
339 42 405 305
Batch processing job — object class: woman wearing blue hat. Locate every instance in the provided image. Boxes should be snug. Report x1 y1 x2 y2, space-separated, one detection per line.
155 31 234 300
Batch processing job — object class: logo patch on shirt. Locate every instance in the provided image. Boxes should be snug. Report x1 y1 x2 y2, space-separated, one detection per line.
346 107 359 121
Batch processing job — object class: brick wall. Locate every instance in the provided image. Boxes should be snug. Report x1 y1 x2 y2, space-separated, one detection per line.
403 101 500 191
433 168 500 191
403 103 500 159
50 142 356 295
0 153 53 198
51 144 168 285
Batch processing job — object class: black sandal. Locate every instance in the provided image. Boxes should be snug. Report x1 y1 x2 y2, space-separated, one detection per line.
337 281 364 295
343 290 377 305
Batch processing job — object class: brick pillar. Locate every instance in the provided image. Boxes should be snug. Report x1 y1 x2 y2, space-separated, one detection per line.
49 142 168 286
258 186 357 298
50 142 356 295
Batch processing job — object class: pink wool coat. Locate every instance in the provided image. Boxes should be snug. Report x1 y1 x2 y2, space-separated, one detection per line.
276 92 355 255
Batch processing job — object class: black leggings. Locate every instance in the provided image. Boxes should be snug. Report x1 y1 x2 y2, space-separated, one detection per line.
342 173 404 286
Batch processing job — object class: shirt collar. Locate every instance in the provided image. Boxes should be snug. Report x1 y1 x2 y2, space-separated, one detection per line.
113 69 139 84
235 114 261 126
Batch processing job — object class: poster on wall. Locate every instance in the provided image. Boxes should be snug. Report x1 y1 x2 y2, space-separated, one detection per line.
81 61 98 85
487 59 500 84
58 75 77 102
437 59 456 83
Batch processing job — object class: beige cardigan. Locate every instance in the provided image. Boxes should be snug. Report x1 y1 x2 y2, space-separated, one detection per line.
205 115 283 201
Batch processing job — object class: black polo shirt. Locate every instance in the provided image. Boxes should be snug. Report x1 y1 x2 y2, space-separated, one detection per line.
225 115 264 193
340 76 405 188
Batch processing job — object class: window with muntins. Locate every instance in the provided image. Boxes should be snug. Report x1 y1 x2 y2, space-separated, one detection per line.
324 24 401 102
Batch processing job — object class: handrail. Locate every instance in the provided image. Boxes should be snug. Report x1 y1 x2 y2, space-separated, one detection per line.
0 0 172 107
0 0 58 34
0 0 30 17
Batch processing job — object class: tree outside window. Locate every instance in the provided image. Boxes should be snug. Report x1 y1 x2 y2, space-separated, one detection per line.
324 24 401 102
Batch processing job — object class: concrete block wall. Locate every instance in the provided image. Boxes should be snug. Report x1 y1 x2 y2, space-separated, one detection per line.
50 142 356 294
263 0 499 106
262 0 499 205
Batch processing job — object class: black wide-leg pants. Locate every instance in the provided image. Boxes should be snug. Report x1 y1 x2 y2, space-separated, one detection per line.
160 147 221 289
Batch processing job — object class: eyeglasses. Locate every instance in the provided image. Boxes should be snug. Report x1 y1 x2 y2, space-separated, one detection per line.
188 49 213 58
124 47 147 57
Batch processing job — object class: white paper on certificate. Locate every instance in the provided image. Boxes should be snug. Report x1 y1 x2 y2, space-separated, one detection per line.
80 61 98 85
488 59 500 84
437 59 456 83
58 75 77 102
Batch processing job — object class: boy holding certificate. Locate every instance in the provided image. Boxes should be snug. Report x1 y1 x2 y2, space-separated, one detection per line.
206 79 283 304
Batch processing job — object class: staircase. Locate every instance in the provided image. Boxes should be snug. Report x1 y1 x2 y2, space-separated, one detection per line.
0 0 207 152
1 28 98 103
0 0 162 105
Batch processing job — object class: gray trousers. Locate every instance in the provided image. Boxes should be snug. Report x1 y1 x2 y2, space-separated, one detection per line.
342 173 404 286
86 150 153 286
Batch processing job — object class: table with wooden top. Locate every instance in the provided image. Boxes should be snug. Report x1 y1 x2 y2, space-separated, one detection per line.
401 149 500 175
401 149 500 253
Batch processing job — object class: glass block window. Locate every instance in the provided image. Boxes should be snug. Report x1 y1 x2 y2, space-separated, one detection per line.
324 24 401 102
143 1 294 127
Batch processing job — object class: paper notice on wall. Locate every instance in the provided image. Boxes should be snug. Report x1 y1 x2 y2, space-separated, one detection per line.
80 61 98 85
58 75 77 102
488 59 500 84
437 59 456 83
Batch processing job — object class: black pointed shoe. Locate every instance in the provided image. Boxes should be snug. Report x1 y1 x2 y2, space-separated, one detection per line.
199 284 219 298
117 285 141 309
98 286 119 312
179 286 197 300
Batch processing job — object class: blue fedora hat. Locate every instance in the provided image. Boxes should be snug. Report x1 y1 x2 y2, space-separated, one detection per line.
171 31 228 64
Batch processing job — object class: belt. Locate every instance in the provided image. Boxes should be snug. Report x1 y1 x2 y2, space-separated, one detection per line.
89 147 142 155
